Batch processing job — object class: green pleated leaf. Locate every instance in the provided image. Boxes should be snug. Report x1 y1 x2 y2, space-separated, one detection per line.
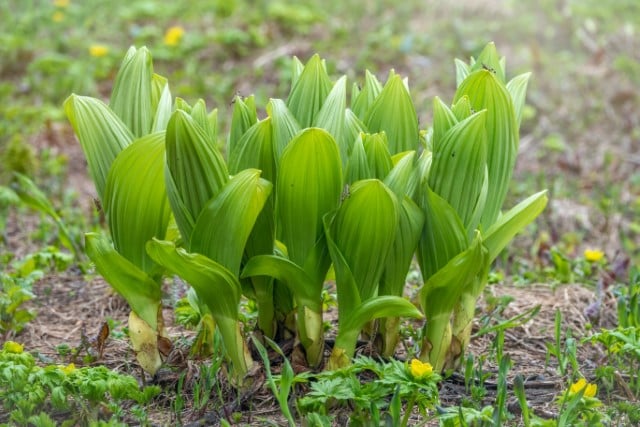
86 232 161 329
287 54 333 128
314 76 347 165
417 187 469 281
190 169 272 276
506 72 532 126
351 70 383 119
104 132 172 277
228 117 275 180
64 95 133 201
364 73 419 154
344 108 367 156
384 150 418 198
380 197 424 297
109 46 154 137
329 179 398 303
267 99 301 163
470 42 506 84
291 56 304 86
229 95 258 155
454 58 471 88
362 132 393 179
452 95 473 122
165 110 229 242
190 99 217 143
241 255 319 312
483 190 548 262
276 128 342 267
428 111 488 231
151 74 172 132
432 97 458 153
146 239 253 378
344 134 370 185
329 295 422 369
454 69 518 230
420 232 487 372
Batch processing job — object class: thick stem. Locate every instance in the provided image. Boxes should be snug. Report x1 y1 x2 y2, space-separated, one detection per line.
253 277 275 339
327 327 359 370
378 317 401 358
420 311 452 373
216 317 254 386
297 305 324 368
451 291 477 358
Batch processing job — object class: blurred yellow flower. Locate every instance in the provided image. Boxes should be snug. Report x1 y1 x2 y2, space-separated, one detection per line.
409 358 433 379
54 0 69 7
61 363 76 375
164 25 185 46
4 341 24 354
584 249 604 262
569 378 597 398
89 44 109 58
52 11 64 22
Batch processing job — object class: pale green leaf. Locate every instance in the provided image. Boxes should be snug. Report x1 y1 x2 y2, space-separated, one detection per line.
190 169 272 276
165 110 229 242
64 95 133 201
109 46 154 137
229 95 257 155
86 232 161 329
276 128 342 266
506 72 532 126
483 190 548 262
454 58 471 87
267 99 301 163
287 54 333 127
151 74 172 132
104 132 171 277
314 76 347 165
364 74 419 154
351 70 383 119
362 132 393 179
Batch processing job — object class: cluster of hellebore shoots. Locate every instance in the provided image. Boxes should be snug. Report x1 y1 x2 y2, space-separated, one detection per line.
64 43 546 384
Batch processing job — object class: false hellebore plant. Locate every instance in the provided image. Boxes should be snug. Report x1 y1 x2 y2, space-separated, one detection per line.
66 42 545 384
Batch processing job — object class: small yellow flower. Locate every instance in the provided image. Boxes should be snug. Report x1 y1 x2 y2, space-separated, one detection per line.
61 363 76 375
89 44 109 58
569 378 597 398
53 0 70 7
52 11 64 22
409 358 433 379
584 249 604 263
4 341 24 354
164 25 185 46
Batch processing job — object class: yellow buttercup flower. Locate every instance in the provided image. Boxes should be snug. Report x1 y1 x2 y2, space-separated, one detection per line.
584 249 604 263
53 0 70 7
89 44 109 58
52 11 64 22
4 341 24 354
409 358 433 379
569 378 597 398
61 363 76 375
164 25 184 46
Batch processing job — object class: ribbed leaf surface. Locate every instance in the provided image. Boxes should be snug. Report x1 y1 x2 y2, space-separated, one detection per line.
364 74 419 154
104 132 171 276
432 97 458 153
351 70 383 119
229 95 257 155
109 46 154 137
267 99 301 163
315 76 347 164
86 232 161 329
287 54 333 127
417 187 469 281
329 179 398 303
276 128 342 266
454 69 518 230
165 110 229 242
64 95 133 201
428 111 488 231
190 169 272 276
344 135 371 185
151 74 172 132
362 132 393 179
483 190 548 262
506 72 532 126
